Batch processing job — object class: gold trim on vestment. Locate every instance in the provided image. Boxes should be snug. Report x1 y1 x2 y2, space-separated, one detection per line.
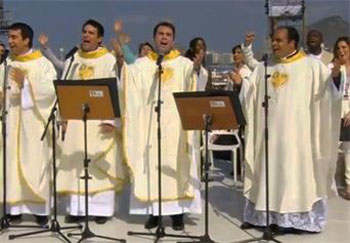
274 50 306 64
121 66 129 168
57 185 124 196
57 133 126 195
58 130 126 197
94 134 128 186
122 65 132 175
10 50 43 62
135 194 195 203
78 47 109 59
6 200 47 206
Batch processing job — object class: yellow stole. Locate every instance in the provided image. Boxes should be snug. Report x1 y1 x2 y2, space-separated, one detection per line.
10 50 43 62
78 47 109 59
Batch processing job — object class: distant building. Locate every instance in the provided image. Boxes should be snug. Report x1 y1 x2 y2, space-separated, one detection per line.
217 52 232 65
206 50 233 66
206 50 219 65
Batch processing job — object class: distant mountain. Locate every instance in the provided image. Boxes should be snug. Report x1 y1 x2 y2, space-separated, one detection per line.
307 15 349 49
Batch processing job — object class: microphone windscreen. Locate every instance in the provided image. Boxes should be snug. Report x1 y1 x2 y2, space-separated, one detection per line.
64 46 79 60
156 54 164 66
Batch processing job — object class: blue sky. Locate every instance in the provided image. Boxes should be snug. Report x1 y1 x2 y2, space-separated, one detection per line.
2 0 349 55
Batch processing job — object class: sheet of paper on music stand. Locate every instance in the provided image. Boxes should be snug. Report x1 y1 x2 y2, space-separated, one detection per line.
54 78 120 120
173 90 245 131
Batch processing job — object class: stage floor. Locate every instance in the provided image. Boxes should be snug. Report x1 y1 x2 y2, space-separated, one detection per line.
0 159 349 243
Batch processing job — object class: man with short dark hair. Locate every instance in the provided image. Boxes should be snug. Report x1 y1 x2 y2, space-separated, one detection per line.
2 22 56 226
122 21 202 231
57 19 125 225
306 29 333 65
241 26 340 233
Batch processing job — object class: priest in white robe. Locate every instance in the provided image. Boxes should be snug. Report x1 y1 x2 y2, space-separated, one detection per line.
122 21 202 231
241 26 341 233
0 23 56 225
57 19 126 225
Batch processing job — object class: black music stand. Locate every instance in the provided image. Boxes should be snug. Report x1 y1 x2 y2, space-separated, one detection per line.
54 78 125 243
173 90 245 243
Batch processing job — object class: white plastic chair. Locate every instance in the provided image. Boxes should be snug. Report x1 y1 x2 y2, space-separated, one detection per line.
200 130 242 186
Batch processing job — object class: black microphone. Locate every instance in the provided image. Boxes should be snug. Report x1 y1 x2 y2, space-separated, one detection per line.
262 53 269 62
0 49 9 64
64 46 78 60
156 54 164 66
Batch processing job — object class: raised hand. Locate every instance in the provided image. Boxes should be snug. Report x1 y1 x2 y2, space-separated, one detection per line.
244 32 255 47
38 33 49 49
193 48 205 72
114 20 123 34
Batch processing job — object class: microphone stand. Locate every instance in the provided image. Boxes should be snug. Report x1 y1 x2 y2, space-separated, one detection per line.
234 56 281 243
67 104 125 243
9 53 82 242
179 115 216 243
128 55 201 242
0 58 47 234
259 55 280 242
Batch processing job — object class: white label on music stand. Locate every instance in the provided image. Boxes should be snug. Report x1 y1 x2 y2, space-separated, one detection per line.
210 100 225 108
89 90 104 98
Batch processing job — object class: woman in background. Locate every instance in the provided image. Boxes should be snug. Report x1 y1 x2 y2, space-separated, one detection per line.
332 36 350 200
